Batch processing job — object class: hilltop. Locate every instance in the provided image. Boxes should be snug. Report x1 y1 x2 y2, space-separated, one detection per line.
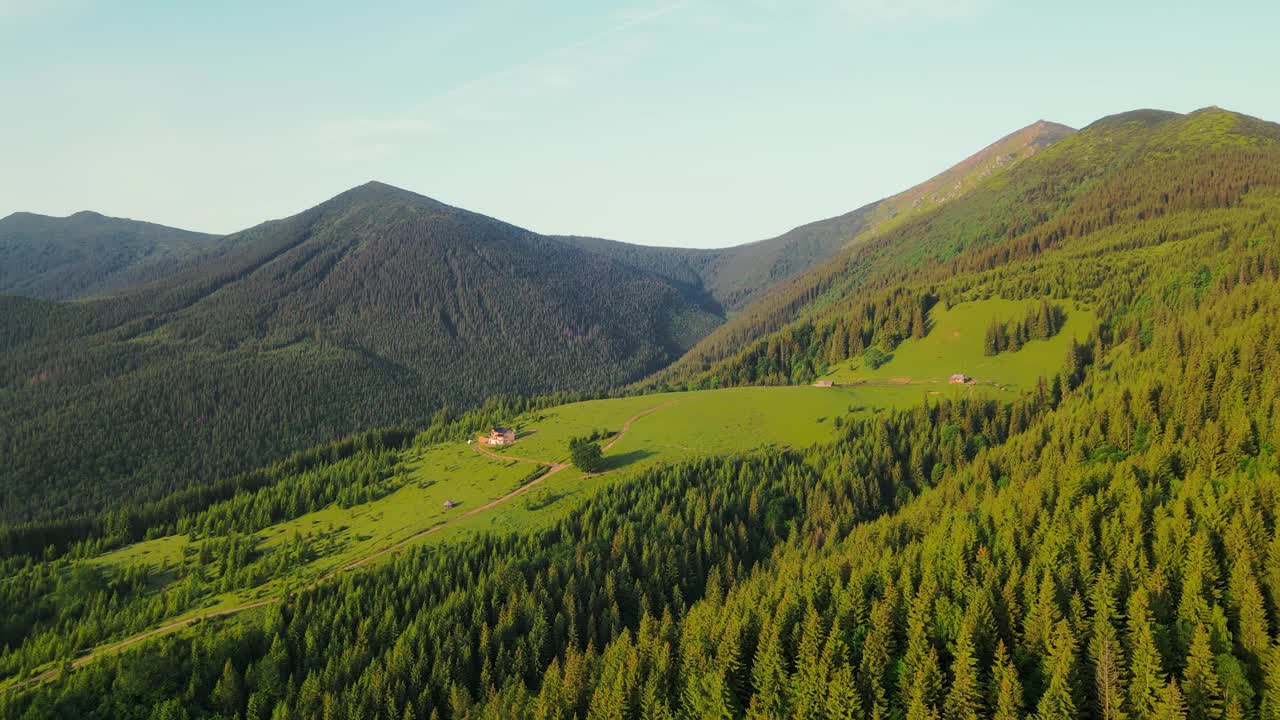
0 211 222 300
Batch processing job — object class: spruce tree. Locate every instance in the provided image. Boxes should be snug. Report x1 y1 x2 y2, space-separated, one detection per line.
943 615 982 720
1262 643 1280 720
1129 587 1167 720
990 640 1025 720
1183 625 1224 720
1037 621 1079 720
1089 570 1128 720
1155 680 1189 720
745 624 788 720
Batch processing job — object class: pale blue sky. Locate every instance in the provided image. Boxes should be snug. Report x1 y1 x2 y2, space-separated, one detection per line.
2 0 1277 247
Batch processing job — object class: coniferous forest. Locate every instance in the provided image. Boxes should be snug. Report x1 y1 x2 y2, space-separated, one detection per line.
2 107 1280 720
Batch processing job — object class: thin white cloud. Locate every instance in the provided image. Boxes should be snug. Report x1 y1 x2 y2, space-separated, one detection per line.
312 1 689 144
422 0 687 103
733 0 987 25
0 0 78 21
308 0 982 147
828 0 990 23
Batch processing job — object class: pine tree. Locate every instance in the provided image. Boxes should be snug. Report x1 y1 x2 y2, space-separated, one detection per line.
990 640 1025 720
1128 587 1167 720
1183 625 1224 720
1089 570 1128 720
1155 680 1189 720
943 615 982 720
1037 621 1079 720
745 623 788 720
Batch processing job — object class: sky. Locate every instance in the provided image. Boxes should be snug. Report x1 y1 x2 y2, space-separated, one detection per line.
2 0 1278 248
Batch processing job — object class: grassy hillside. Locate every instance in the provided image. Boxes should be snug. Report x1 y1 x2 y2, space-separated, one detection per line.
0 211 222 301
816 297 1095 392
0 182 724 524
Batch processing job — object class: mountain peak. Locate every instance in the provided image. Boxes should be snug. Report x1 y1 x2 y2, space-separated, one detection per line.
325 180 451 212
1084 108 1183 131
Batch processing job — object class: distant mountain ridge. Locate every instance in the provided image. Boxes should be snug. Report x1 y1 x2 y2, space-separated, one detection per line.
562 119 1074 312
0 211 222 300
4 121 1073 313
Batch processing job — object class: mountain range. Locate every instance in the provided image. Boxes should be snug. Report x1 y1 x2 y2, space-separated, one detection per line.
5 105 1280 719
1 108 1267 528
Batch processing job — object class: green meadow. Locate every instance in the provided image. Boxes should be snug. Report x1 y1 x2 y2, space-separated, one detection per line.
87 385 884 616
90 299 1088 617
819 297 1095 392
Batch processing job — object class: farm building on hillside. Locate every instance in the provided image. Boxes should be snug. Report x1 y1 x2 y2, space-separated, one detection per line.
479 427 516 446
949 373 972 384
813 380 834 388
443 499 457 509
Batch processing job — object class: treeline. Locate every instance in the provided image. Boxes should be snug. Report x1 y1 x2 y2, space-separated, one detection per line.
983 300 1067 355
412 393 589 449
0 427 415 560
651 287 936 390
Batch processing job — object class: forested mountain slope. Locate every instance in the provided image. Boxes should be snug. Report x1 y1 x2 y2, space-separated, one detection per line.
0 211 222 301
563 119 1072 312
0 182 722 523
5 106 1280 720
656 107 1278 387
